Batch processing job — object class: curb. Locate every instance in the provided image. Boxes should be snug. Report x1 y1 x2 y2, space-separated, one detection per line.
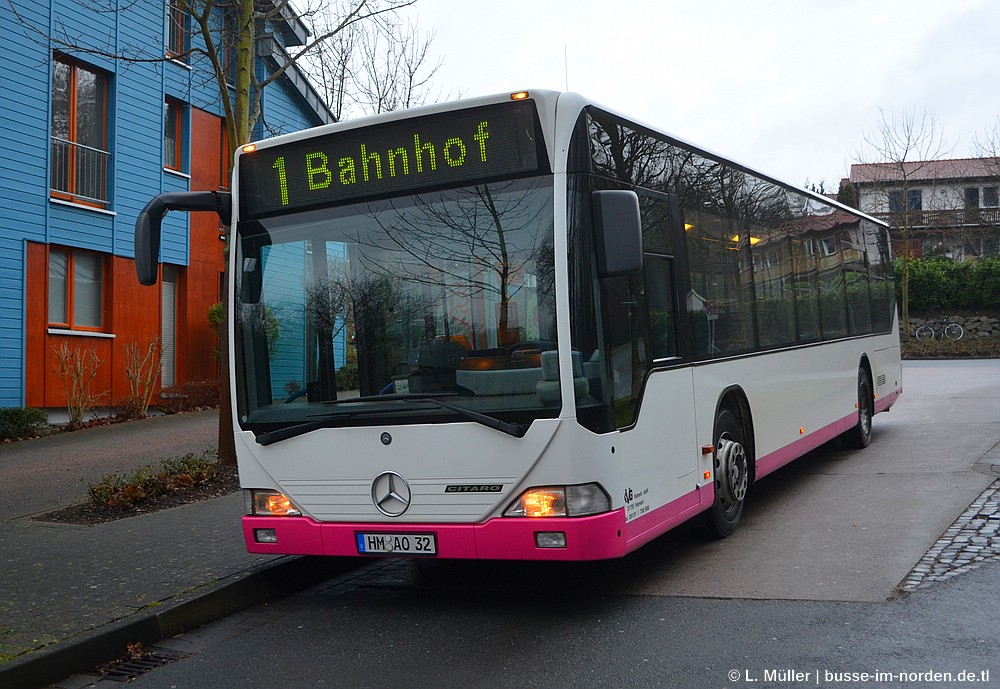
0 555 358 689
974 439 1000 477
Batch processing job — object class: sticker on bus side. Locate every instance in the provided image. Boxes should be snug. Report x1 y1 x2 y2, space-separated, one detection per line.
624 486 650 522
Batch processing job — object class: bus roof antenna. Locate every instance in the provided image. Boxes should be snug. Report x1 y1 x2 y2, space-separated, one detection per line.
564 43 570 91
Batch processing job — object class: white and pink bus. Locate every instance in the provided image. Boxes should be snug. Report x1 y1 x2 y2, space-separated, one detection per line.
135 90 902 560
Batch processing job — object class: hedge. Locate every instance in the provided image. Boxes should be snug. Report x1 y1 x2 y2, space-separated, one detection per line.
895 257 1000 312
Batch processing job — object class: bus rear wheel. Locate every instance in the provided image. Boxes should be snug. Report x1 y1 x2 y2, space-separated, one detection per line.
707 408 749 538
842 367 873 449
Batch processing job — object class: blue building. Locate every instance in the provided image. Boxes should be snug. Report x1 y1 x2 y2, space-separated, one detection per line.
0 0 333 413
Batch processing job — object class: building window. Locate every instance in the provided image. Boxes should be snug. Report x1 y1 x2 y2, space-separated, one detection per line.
164 99 184 171
887 189 922 213
820 236 838 257
887 190 902 212
985 186 999 208
50 56 110 208
965 187 980 209
48 247 105 330
167 0 187 59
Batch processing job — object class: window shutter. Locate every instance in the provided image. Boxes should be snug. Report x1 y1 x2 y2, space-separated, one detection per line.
161 271 177 388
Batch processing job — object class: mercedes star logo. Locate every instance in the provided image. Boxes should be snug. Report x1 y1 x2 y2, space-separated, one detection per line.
371 471 412 517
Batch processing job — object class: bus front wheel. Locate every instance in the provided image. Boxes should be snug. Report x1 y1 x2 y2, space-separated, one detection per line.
707 408 749 538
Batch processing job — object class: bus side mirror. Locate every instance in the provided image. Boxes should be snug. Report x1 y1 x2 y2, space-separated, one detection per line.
135 208 161 286
133 191 232 286
592 190 643 277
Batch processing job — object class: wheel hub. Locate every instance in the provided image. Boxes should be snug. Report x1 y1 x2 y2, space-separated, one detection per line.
716 436 748 504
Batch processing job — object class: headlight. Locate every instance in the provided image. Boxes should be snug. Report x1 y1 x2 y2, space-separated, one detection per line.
244 489 302 516
504 483 610 517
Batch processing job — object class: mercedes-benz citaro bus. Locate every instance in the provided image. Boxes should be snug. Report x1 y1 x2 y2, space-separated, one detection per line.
134 90 902 561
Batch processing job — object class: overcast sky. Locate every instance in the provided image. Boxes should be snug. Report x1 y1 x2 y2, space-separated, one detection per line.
412 0 1000 191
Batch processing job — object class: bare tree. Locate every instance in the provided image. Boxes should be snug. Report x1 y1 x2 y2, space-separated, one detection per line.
302 7 452 120
972 115 1000 162
177 0 420 165
970 117 1000 251
853 107 953 338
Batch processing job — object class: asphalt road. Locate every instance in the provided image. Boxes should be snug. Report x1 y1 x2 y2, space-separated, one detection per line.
122 551 1000 689
57 361 1000 688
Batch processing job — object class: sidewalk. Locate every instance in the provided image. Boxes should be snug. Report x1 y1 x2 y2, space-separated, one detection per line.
0 411 351 689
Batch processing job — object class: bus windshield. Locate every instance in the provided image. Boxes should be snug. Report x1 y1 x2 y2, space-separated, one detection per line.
233 176 560 433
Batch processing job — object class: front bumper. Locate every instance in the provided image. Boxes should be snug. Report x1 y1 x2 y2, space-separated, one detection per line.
243 509 628 561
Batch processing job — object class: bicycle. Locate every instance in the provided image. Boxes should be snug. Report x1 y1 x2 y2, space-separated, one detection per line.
914 319 964 341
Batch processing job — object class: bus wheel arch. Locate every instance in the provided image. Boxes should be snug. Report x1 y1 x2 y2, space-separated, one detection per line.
707 389 755 538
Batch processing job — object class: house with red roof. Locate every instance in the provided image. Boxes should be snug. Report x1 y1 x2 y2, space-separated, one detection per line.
849 158 1000 259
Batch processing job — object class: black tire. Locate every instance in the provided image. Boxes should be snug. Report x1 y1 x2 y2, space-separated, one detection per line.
706 408 750 538
842 367 873 449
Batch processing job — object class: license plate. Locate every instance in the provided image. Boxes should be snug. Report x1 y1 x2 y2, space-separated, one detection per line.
356 532 437 555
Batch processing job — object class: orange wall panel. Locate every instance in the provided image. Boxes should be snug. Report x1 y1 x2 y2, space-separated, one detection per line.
27 244 165 409
25 242 48 408
109 256 162 402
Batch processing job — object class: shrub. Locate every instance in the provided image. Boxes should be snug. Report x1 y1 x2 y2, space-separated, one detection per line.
119 338 162 420
0 407 49 440
53 343 107 429
208 302 223 361
86 449 221 509
158 380 220 414
336 363 359 392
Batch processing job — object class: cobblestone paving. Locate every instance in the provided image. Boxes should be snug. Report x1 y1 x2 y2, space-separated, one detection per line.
900 479 1000 592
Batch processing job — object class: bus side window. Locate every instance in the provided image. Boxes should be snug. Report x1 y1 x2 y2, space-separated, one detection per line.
644 255 678 360
684 210 755 356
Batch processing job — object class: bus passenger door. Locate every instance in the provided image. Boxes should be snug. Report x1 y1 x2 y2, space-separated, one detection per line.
646 255 699 483
617 254 700 526
624 192 701 520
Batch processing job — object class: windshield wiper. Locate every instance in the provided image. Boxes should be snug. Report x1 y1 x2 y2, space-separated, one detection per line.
254 393 527 445
393 394 528 439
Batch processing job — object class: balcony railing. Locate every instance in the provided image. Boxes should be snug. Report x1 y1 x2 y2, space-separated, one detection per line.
872 208 1000 228
50 137 110 206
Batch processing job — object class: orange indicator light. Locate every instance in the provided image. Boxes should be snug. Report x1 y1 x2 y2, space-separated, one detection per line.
510 91 530 100
242 143 257 153
703 471 712 480
268 495 291 514
523 490 561 517
252 490 301 516
799 427 806 435
512 488 568 518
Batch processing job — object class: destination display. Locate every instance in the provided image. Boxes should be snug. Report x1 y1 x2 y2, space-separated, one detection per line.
239 100 547 219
